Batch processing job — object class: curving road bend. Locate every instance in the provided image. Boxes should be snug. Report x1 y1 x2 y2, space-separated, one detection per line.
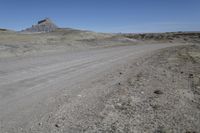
0 43 182 132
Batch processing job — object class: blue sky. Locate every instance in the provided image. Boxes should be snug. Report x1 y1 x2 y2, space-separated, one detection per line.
0 0 200 33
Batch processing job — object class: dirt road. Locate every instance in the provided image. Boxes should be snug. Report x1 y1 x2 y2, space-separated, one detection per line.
0 43 182 132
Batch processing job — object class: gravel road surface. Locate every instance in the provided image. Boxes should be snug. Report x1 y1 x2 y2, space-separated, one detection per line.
0 43 181 132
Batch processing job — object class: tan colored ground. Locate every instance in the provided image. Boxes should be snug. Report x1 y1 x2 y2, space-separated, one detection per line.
0 29 136 58
82 45 200 133
0 30 199 132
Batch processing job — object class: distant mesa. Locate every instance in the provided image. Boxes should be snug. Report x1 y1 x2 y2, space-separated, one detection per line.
22 18 58 32
0 28 9 31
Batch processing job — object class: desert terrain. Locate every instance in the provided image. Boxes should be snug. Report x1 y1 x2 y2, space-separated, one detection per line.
0 20 200 133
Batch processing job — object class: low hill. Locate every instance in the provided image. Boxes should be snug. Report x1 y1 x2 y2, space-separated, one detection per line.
121 32 200 43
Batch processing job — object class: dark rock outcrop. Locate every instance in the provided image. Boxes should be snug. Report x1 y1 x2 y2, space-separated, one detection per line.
0 28 8 31
22 18 58 32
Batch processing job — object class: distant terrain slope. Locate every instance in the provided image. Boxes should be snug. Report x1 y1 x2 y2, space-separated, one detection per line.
0 19 200 132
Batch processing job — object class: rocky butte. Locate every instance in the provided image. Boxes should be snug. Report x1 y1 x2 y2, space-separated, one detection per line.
22 18 58 32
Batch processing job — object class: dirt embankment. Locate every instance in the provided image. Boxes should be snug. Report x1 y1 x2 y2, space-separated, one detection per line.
82 44 200 133
123 32 200 44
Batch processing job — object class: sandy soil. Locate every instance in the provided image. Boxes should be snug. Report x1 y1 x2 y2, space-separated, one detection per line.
0 43 186 133
0 29 200 132
0 30 136 58
81 44 200 133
